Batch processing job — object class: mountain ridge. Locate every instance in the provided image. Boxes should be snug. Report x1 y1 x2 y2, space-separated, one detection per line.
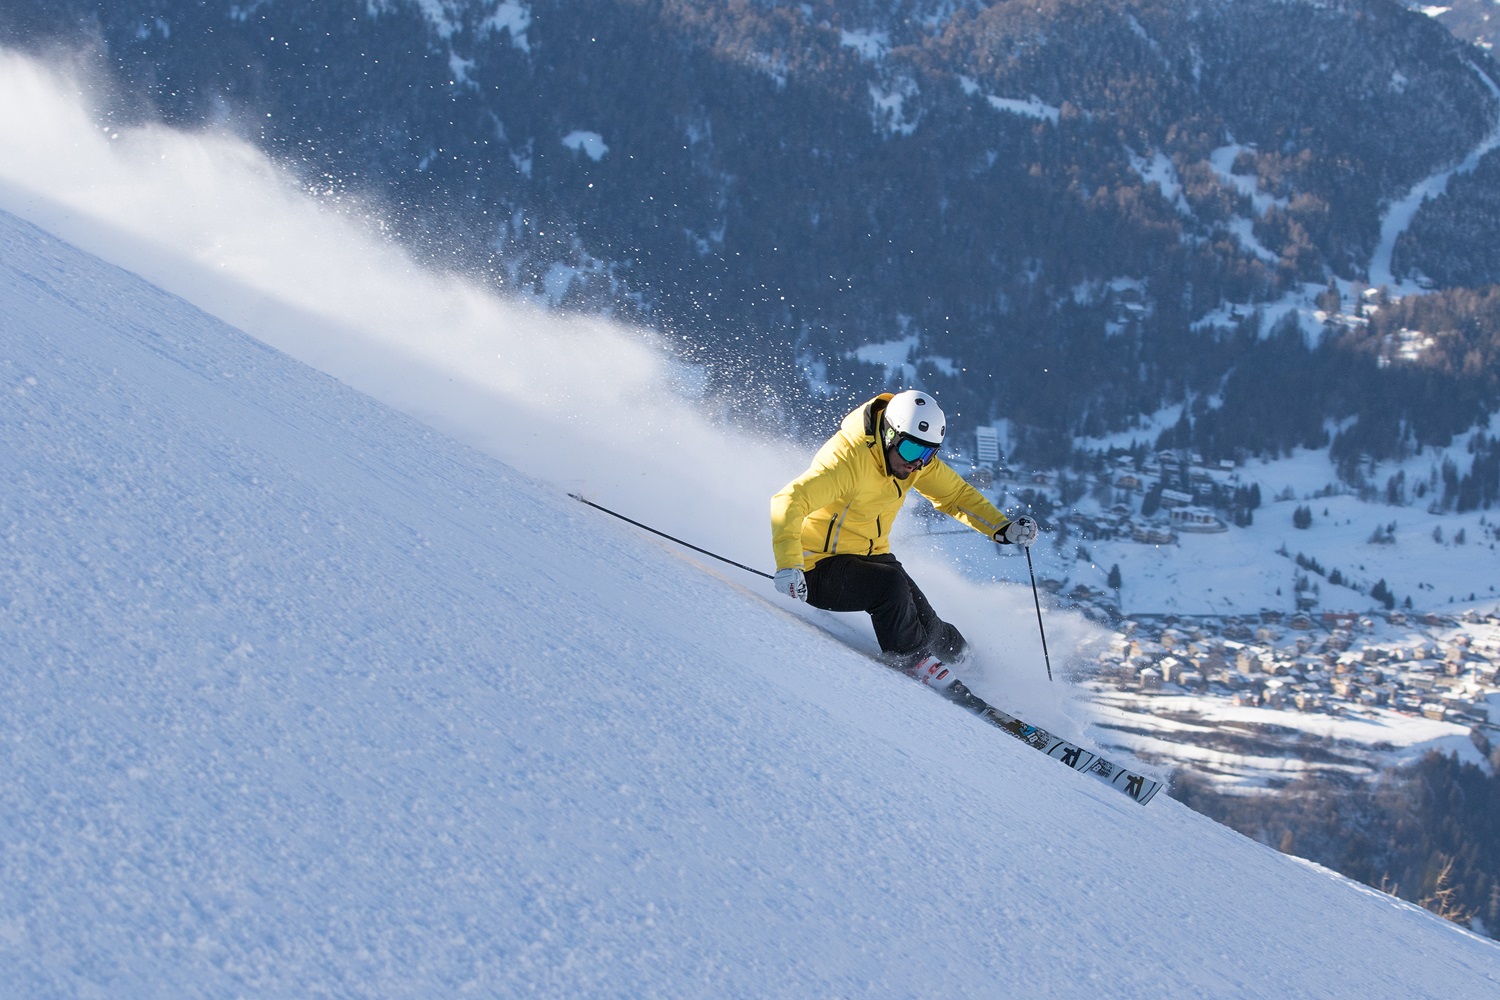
8 0 1500 467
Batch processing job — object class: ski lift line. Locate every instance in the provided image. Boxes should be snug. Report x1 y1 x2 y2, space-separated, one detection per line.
568 493 774 580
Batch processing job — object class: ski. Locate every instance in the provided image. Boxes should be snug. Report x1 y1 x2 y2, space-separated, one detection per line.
932 678 1162 805
976 702 1163 805
907 660 1163 806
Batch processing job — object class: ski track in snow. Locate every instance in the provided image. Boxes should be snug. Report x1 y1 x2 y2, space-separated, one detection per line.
1369 59 1500 289
3 198 1500 998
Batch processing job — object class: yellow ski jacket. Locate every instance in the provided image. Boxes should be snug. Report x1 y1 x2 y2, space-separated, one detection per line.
770 394 1013 572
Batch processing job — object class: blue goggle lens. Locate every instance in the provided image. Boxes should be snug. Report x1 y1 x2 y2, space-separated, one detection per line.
895 437 938 464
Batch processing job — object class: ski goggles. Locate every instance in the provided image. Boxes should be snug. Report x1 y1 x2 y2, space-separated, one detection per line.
893 435 939 466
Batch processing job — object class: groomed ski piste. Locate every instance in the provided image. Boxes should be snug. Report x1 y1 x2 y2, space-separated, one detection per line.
2 51 1499 997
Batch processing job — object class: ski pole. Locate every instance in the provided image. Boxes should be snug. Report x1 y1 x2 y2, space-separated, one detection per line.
1025 546 1054 683
568 493 773 580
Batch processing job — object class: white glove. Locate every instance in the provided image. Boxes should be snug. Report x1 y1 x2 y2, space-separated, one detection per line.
773 567 808 602
996 515 1038 548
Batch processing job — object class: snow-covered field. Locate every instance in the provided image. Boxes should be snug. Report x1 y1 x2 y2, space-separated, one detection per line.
1089 687 1485 789
1070 464 1499 617
930 443 1500 620
2 48 1500 995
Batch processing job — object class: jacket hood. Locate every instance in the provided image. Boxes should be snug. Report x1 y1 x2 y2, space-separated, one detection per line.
844 393 894 474
848 393 893 444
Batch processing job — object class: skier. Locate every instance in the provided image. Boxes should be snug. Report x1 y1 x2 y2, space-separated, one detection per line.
770 389 1037 694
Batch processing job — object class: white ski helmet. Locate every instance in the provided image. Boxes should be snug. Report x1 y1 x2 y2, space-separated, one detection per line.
883 389 946 447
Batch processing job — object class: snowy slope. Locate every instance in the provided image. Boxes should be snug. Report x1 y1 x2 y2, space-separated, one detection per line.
3 161 1500 1000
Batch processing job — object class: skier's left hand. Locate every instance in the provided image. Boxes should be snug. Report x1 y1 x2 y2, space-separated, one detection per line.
773 567 808 601
995 515 1038 548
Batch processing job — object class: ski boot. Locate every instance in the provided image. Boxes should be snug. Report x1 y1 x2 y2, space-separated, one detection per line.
906 655 990 714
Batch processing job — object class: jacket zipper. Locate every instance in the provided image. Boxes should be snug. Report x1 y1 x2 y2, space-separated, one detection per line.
823 500 852 554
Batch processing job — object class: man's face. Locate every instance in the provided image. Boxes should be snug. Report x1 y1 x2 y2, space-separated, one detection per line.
886 444 925 480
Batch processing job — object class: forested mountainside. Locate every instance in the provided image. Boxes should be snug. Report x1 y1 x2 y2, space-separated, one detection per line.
5 0 1500 468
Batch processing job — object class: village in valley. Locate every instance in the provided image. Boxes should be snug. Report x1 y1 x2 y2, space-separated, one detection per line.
1097 607 1500 728
1078 604 1500 789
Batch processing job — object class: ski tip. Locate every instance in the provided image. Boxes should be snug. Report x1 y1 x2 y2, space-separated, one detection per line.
1114 770 1165 806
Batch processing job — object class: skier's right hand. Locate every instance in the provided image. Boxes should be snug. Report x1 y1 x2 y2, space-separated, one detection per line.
995 515 1038 548
773 567 808 602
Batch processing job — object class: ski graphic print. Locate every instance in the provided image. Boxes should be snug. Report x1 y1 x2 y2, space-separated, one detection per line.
976 703 1164 806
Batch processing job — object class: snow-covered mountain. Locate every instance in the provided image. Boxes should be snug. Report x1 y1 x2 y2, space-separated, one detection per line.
9 0 1500 470
2 49 1500 998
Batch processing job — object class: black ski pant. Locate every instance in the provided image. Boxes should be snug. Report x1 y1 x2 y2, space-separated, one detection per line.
804 553 967 664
